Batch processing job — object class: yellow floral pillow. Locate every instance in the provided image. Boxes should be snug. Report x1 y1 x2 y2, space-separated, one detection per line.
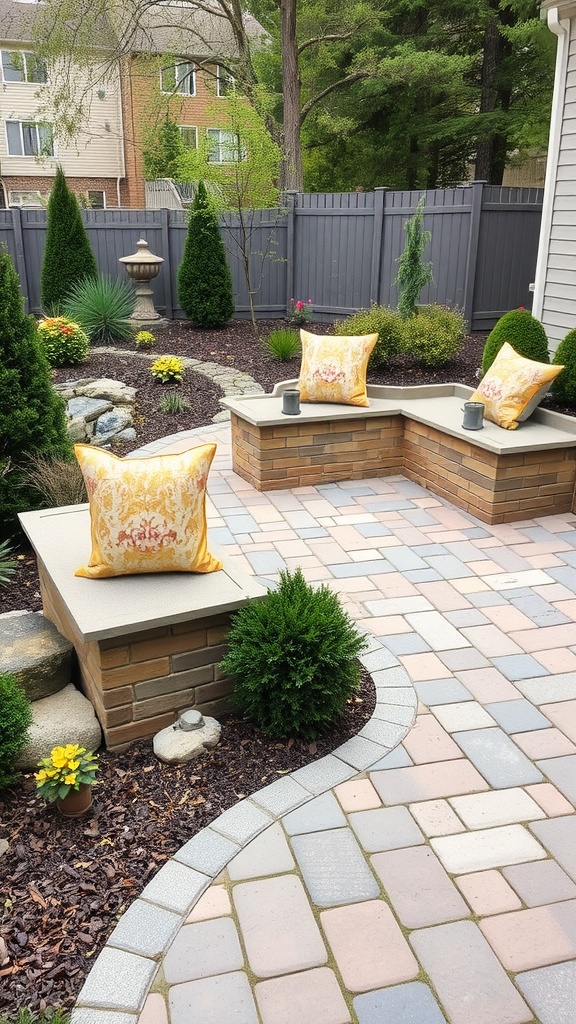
470 343 563 430
298 330 377 407
74 443 222 578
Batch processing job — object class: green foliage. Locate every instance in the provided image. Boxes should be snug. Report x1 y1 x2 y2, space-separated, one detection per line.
262 328 302 361
0 1008 69 1024
177 181 235 328
142 114 185 179
22 453 87 507
134 330 155 349
0 537 16 587
151 356 185 384
35 744 99 802
63 275 135 342
481 309 550 375
395 197 433 319
158 391 189 413
220 568 368 739
403 304 466 368
0 673 33 790
334 305 404 368
37 316 89 367
0 249 72 539
40 166 98 313
551 330 576 406
288 298 313 326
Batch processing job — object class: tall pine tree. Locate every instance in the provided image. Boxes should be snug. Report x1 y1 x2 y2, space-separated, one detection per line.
41 166 98 312
177 182 235 328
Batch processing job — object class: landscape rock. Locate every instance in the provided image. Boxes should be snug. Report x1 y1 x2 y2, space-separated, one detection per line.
94 407 133 443
67 396 113 422
80 379 137 405
53 378 137 447
0 610 72 701
153 711 221 764
17 683 102 769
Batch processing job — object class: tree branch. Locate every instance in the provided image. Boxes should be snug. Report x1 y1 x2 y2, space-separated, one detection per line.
300 71 371 124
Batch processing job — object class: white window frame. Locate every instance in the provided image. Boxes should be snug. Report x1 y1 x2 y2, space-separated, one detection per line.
8 189 46 207
216 65 234 97
5 120 55 157
178 125 198 149
161 61 196 96
206 127 245 164
1 50 48 84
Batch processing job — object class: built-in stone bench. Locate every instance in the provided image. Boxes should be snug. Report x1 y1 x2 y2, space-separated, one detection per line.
19 505 266 750
221 383 576 525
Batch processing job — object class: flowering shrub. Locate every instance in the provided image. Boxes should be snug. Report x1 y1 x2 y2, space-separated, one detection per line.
151 355 185 384
288 298 313 326
134 330 155 349
37 316 89 367
35 744 99 802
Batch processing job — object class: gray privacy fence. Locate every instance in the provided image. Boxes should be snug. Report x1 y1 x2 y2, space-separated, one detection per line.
0 183 543 331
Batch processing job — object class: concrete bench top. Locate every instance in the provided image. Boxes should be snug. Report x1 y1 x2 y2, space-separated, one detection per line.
19 504 265 643
221 381 576 456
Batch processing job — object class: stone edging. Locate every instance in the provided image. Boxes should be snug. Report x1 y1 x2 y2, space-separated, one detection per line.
71 638 417 1021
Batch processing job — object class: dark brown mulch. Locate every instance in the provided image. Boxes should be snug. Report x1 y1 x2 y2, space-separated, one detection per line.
0 670 375 1015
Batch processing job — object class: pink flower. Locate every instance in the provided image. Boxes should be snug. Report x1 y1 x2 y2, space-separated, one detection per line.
296 301 304 310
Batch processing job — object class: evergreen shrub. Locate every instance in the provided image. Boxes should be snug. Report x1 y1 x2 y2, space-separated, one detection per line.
403 304 466 368
177 181 234 328
41 166 98 313
63 275 135 342
220 568 368 739
334 305 404 368
395 196 433 319
0 673 32 790
262 328 301 361
551 329 576 405
481 308 549 375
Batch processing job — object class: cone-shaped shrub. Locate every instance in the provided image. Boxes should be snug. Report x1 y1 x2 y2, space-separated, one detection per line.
481 308 549 375
220 568 368 739
0 249 72 538
0 673 32 790
177 181 234 327
41 166 98 312
551 329 576 405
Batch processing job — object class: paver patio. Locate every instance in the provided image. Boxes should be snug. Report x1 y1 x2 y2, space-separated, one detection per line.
73 423 576 1024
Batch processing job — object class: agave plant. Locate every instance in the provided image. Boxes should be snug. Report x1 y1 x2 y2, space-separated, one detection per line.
63 274 136 343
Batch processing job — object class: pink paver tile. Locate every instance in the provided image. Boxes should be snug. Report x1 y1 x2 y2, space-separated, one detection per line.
540 700 576 743
313 541 352 565
399 653 454 682
283 555 324 571
139 994 168 1024
534 584 576 601
249 506 284 524
329 526 377 550
524 783 575 816
320 900 419 991
482 606 538 632
369 572 420 597
370 760 490 805
334 779 381 812
512 728 576 760
479 900 576 971
460 625 523 657
467 560 505 575
385 527 430 545
350 549 382 562
455 870 522 916
451 578 490 595
255 968 351 1024
365 615 413 636
329 578 379 595
416 581 473 612
525 554 565 568
534 648 576 673
371 846 469 927
300 499 339 516
454 669 522 703
509 624 576 653
429 508 472 529
551 599 576 620
409 799 466 837
273 539 312 558
300 566 334 582
186 885 232 922
401 714 464 764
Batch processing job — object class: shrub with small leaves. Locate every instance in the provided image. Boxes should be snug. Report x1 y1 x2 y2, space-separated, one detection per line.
551 329 576 405
220 568 368 739
134 330 155 349
158 391 190 414
0 673 33 790
334 305 404 368
403 304 466 368
481 308 549 375
262 328 302 361
37 316 89 367
151 355 185 384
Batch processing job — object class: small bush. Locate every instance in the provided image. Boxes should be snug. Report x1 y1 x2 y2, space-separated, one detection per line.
134 330 155 349
288 298 313 326
37 316 89 367
0 673 33 790
177 181 234 328
551 329 576 405
63 275 135 343
334 305 404 368
482 308 549 375
22 453 87 507
403 304 467 368
220 567 368 739
158 391 189 414
151 356 185 384
0 537 16 587
262 328 302 361
41 166 98 313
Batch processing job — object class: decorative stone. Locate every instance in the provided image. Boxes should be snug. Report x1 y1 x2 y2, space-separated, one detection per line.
0 840 8 858
94 407 133 443
67 396 113 422
53 378 138 448
154 713 221 764
66 416 91 443
0 610 72 701
115 428 137 442
17 683 102 769
80 379 137 405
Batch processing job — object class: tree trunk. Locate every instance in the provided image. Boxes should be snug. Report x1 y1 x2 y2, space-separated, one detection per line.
475 11 512 185
279 0 303 191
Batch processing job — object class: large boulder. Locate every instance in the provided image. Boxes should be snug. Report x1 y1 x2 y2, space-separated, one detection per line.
0 611 72 701
17 683 102 769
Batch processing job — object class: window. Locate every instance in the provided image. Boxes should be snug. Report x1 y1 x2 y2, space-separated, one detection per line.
8 190 46 207
6 120 54 157
87 190 105 209
179 125 197 149
161 61 195 96
216 65 234 97
207 128 245 164
1 50 47 84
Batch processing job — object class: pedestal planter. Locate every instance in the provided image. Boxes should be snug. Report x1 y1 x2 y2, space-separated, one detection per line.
56 784 93 818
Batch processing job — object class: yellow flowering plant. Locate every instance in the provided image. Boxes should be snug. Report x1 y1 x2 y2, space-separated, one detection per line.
151 355 185 384
35 744 99 802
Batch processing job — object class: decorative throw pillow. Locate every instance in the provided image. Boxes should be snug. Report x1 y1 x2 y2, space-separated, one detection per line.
298 330 377 407
74 443 223 578
470 342 564 430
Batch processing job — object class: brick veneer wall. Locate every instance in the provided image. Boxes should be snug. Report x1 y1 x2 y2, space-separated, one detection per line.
2 176 121 206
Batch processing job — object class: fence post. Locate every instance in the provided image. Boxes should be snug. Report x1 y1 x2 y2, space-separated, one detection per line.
463 180 486 331
283 191 298 314
370 187 387 305
11 206 30 313
160 207 173 319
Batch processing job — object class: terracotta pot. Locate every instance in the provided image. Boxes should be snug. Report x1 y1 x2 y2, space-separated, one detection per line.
56 783 93 818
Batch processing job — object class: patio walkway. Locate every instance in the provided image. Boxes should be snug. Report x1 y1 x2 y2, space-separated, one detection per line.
75 424 576 1024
